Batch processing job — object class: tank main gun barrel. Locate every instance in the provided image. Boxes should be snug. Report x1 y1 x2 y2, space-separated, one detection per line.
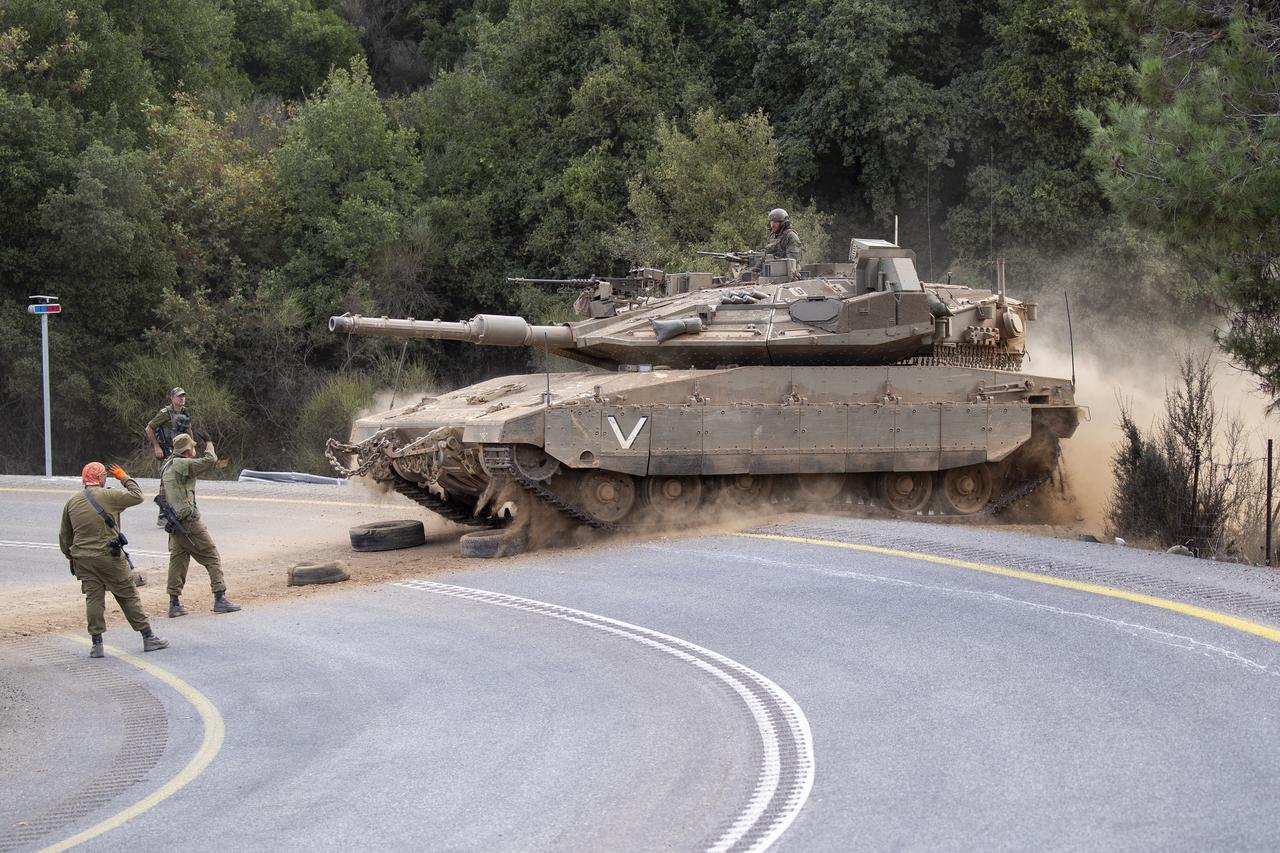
329 314 575 348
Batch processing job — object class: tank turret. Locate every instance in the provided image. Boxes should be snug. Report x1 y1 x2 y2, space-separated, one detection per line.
330 241 1033 372
325 239 1079 547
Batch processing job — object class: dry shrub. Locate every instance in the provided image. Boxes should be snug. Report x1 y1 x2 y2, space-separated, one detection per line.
1107 352 1261 559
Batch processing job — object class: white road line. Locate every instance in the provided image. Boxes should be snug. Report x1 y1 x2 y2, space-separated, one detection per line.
395 580 815 853
642 542 1280 675
0 540 169 559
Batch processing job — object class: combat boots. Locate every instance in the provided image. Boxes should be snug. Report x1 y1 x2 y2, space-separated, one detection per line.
89 634 104 658
143 633 169 652
213 592 241 614
168 595 189 618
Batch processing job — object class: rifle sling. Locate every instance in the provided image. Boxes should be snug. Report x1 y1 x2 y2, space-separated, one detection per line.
81 488 132 568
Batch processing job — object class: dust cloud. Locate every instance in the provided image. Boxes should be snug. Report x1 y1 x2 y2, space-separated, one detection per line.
1027 313 1276 536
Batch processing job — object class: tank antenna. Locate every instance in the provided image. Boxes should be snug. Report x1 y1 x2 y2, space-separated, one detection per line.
1064 290 1076 389
389 340 408 410
542 332 553 405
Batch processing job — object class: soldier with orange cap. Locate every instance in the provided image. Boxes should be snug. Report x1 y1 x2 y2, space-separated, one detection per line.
59 462 168 658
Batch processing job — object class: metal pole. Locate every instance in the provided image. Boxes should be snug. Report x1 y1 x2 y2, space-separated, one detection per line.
1064 291 1076 389
388 341 408 410
1267 438 1273 566
40 312 52 477
1189 448 1201 557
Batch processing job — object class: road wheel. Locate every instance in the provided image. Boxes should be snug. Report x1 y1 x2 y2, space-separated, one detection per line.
577 470 637 524
289 561 351 586
877 471 933 514
715 474 773 509
642 475 703 520
459 527 529 559
937 464 993 515
791 473 846 504
349 519 427 552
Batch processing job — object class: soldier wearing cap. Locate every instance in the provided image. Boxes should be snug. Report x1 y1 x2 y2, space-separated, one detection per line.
146 387 193 527
59 462 169 657
160 433 241 617
145 387 192 461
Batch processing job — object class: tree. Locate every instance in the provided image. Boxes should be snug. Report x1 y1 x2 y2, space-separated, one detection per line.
271 58 422 326
1085 1 1280 405
617 108 830 269
228 0 361 99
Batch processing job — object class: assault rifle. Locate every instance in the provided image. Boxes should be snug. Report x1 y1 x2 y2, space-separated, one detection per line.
154 494 194 544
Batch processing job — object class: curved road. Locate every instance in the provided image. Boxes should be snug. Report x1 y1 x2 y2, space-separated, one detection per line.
5 513 1280 851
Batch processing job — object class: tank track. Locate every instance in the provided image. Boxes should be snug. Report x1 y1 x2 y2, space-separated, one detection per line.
983 469 1054 516
391 474 502 528
982 442 1062 516
477 442 1058 531
483 446 620 532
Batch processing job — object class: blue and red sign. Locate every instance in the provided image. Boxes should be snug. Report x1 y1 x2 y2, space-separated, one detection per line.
27 303 61 314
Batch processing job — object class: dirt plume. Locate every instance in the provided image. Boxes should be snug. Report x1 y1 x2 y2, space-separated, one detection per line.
1028 315 1274 537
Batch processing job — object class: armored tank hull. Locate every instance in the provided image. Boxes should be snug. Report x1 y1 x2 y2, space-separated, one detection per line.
330 363 1078 528
327 238 1080 532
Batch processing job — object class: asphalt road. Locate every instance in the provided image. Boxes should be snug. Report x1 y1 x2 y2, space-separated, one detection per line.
5 504 1280 851
0 475 409 589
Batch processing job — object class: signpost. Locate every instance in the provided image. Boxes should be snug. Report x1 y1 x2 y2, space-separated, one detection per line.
27 295 60 477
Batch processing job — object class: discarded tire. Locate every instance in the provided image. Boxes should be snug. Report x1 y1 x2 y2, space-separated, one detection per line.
289 560 350 586
459 527 529 559
349 520 426 552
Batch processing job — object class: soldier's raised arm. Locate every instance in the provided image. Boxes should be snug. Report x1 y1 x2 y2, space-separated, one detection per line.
186 443 218 476
101 464 144 510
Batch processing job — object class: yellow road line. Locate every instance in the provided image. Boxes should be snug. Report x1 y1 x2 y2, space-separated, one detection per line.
39 639 226 852
739 532 1280 644
0 486 382 509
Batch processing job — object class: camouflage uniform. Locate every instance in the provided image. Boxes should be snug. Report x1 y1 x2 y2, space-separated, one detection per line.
59 478 151 637
160 446 226 597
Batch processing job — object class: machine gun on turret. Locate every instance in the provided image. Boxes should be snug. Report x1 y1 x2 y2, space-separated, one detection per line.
507 268 665 318
695 250 757 266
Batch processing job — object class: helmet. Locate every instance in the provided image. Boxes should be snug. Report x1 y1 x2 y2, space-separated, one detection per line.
81 462 106 486
768 208 789 224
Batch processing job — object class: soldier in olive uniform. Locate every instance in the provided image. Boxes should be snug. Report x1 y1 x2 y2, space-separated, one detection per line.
60 462 169 658
146 387 193 527
145 387 193 460
750 207 803 272
161 433 242 617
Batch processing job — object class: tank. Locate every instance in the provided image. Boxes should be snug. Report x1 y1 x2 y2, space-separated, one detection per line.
325 238 1080 534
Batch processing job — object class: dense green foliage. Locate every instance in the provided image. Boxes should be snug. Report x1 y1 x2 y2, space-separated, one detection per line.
1086 1 1280 405
0 0 1261 476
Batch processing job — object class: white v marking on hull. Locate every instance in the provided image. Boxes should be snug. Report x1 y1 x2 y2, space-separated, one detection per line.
606 415 649 449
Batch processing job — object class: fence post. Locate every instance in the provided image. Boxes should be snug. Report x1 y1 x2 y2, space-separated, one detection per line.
1189 448 1201 557
1268 439 1274 567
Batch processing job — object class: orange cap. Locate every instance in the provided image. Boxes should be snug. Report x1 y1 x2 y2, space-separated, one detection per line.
81 462 106 486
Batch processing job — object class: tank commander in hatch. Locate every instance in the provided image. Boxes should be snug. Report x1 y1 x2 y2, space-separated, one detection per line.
749 207 802 274
60 461 169 657
160 433 241 618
